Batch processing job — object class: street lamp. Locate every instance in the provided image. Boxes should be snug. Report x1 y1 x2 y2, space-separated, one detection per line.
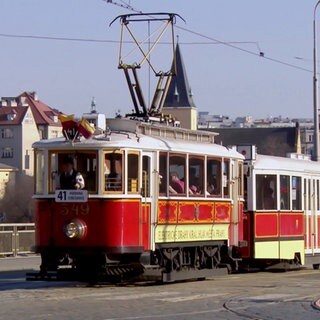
313 0 320 161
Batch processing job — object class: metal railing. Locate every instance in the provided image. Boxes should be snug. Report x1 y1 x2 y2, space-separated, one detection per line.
0 223 35 257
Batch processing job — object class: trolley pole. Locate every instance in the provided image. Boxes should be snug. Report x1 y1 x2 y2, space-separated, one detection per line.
313 1 320 161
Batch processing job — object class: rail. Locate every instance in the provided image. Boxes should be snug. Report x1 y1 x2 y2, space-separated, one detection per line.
0 223 35 257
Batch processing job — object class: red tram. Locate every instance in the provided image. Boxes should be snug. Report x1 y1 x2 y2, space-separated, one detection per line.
33 118 244 281
239 146 320 270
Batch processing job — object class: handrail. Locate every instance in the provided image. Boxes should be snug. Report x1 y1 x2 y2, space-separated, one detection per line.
0 223 35 257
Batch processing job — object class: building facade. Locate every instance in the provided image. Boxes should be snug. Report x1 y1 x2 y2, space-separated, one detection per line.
0 92 62 176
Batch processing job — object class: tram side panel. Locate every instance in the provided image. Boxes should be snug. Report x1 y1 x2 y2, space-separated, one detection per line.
35 198 145 258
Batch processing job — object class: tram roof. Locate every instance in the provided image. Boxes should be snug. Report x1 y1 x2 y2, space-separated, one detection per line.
252 154 320 174
33 119 243 160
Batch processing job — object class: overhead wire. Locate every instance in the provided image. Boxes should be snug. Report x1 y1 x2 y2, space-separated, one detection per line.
176 25 312 73
0 11 313 74
0 33 264 46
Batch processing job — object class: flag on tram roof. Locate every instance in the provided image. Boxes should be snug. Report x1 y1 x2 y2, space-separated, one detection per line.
58 114 79 140
78 117 95 139
58 114 77 130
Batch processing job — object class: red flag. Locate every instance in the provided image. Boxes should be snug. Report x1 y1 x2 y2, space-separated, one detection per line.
58 114 79 140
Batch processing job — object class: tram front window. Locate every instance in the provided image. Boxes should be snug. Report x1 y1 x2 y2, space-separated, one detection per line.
35 150 45 194
104 151 123 192
49 151 97 193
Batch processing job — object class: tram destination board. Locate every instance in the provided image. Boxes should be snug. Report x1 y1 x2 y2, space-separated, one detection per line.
55 190 88 203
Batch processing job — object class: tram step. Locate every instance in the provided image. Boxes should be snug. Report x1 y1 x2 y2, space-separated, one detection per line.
162 267 228 283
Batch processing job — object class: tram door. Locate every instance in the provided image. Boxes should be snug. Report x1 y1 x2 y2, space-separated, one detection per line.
230 159 240 246
305 177 319 255
141 152 157 251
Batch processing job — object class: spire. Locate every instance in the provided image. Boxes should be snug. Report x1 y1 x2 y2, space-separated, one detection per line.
91 97 96 113
163 43 197 109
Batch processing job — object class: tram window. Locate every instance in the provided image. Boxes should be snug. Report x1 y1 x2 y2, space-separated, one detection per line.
207 158 221 196
189 156 204 196
142 155 150 197
35 150 45 194
79 153 97 193
159 152 167 195
49 151 97 193
256 174 277 210
49 152 59 192
128 152 139 193
292 176 302 210
223 160 230 197
104 151 123 192
238 163 244 197
169 154 186 194
280 175 290 210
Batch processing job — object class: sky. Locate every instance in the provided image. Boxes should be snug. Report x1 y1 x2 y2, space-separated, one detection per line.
0 0 316 119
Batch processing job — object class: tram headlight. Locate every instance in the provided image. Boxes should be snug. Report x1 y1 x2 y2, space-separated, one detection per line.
64 219 87 239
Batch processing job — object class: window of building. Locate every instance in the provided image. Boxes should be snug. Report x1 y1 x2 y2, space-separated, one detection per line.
51 130 59 138
1 147 13 159
24 111 34 124
1 128 14 139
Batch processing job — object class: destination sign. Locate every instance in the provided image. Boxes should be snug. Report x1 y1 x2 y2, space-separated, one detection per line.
55 190 88 203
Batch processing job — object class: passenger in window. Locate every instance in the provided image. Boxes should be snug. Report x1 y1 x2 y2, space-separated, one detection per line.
189 185 198 194
206 183 215 195
189 167 200 194
263 187 274 209
280 186 289 209
105 157 122 191
169 172 184 194
60 156 85 190
207 176 218 195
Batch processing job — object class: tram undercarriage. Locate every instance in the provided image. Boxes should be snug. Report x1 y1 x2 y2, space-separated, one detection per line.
28 242 238 283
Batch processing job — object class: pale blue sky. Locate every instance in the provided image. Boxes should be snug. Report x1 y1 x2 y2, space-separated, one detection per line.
0 1 315 119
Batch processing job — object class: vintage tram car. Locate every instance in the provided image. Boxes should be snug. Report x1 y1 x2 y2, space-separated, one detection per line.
33 118 245 281
239 146 320 270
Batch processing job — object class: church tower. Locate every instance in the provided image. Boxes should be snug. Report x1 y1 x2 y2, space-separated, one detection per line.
163 43 198 130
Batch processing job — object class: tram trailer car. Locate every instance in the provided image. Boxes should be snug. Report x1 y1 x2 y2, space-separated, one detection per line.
32 118 245 282
238 145 320 270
